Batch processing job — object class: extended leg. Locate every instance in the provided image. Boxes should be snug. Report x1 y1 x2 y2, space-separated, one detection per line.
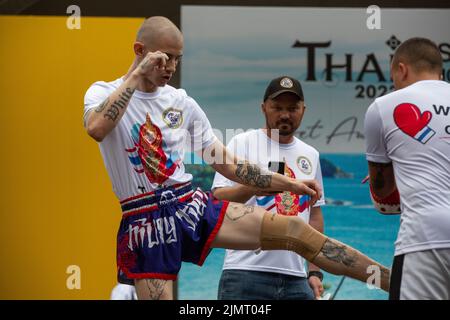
212 203 390 291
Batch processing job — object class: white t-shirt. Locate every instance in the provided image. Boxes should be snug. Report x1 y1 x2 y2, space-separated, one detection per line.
364 80 450 256
212 129 325 277
84 78 216 201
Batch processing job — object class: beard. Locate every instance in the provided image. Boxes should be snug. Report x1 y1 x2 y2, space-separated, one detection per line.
276 121 295 136
265 121 296 137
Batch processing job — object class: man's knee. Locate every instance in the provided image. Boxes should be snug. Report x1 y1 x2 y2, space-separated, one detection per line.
259 212 327 261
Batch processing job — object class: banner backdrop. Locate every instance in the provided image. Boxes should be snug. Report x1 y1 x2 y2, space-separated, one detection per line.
181 6 450 153
178 6 450 300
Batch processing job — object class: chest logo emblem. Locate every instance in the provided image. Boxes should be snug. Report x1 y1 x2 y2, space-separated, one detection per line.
162 108 183 129
296 156 313 175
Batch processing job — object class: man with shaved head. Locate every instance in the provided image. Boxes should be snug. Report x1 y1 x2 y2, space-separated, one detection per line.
84 16 390 300
364 37 450 300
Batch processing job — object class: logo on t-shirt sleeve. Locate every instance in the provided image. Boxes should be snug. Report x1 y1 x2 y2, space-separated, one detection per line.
393 103 436 144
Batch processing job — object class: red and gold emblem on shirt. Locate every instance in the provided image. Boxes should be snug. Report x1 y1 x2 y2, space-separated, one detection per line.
126 113 180 185
275 163 300 216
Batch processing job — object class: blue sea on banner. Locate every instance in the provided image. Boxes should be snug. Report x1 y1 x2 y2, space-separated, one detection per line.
178 154 401 300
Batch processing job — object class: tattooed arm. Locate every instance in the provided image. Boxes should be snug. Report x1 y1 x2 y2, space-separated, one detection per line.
368 161 397 198
207 140 322 204
85 51 168 142
313 238 390 291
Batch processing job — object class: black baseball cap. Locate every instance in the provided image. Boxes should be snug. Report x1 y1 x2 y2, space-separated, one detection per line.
263 76 304 101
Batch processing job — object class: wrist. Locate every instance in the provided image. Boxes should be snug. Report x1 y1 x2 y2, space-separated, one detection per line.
121 74 139 94
289 178 303 194
128 70 142 82
308 270 324 282
285 177 296 193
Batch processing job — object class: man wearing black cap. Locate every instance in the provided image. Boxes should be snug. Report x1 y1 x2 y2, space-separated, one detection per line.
212 76 326 300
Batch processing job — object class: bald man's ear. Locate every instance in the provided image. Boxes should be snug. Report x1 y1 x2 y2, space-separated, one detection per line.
398 62 408 80
133 42 145 57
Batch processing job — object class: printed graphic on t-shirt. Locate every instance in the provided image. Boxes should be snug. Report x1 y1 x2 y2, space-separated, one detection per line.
125 113 181 184
393 103 436 144
256 163 311 216
275 163 300 216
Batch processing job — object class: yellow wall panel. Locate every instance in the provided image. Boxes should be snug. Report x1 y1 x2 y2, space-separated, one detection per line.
0 15 144 299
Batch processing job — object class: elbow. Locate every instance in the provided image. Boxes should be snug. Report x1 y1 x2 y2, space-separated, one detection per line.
86 123 106 142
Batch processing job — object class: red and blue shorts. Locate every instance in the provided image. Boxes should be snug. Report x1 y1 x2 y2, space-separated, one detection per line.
116 182 229 284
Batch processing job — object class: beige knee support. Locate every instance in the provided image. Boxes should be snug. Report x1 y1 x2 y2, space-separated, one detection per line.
260 212 327 262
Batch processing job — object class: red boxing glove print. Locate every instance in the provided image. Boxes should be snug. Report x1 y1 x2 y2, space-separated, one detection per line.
394 103 436 144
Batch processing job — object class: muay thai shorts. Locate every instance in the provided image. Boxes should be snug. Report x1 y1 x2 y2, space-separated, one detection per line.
116 182 229 284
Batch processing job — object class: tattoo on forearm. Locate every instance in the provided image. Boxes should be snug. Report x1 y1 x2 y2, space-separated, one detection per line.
226 203 255 221
369 162 391 190
95 97 109 113
374 166 386 190
145 279 166 300
103 87 135 122
235 162 272 189
321 239 357 267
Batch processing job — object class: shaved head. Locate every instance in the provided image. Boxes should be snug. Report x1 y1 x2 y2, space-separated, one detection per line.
392 37 443 75
136 16 183 49
130 16 184 90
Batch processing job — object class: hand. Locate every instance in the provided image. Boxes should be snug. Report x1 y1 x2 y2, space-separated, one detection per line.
133 51 169 78
291 179 322 206
308 276 324 300
361 174 370 184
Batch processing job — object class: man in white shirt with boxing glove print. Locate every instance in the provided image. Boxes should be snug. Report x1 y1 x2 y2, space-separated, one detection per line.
364 37 450 300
